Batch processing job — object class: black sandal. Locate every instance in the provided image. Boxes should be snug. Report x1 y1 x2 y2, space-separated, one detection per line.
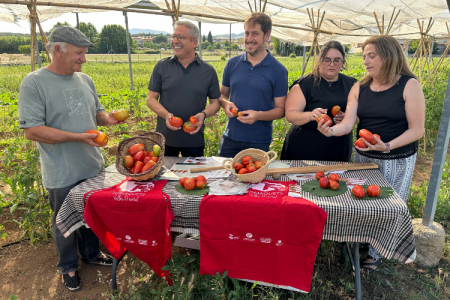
83 252 113 267
62 271 81 292
360 255 382 274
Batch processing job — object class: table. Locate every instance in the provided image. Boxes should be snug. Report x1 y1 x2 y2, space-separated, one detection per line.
56 157 416 299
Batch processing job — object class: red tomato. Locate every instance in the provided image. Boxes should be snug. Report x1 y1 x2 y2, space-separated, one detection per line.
316 114 332 125
134 161 144 174
183 122 196 133
143 150 149 156
196 176 207 189
238 168 248 174
331 106 341 117
352 185 365 198
359 129 374 143
123 156 134 168
230 108 238 116
184 178 196 191
151 156 159 163
133 150 146 161
143 156 152 165
241 156 253 166
246 163 255 169
128 143 145 156
197 175 206 182
370 134 381 145
355 138 367 149
315 171 325 180
85 130 109 146
254 160 265 170
170 116 183 127
234 163 244 171
129 165 136 174
189 116 198 125
179 177 188 188
113 109 130 122
247 165 257 173
329 180 339 190
238 112 245 117
142 160 156 173
319 177 329 189
149 151 154 157
367 185 381 197
328 173 341 182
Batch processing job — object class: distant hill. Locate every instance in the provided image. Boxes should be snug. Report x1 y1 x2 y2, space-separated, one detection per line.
130 29 169 35
212 32 245 38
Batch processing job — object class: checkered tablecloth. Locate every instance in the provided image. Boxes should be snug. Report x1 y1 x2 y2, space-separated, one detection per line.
56 157 415 263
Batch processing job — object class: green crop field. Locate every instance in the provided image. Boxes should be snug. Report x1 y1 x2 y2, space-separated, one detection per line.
1 55 449 299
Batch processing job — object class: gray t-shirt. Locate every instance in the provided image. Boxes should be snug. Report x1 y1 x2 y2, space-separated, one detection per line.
18 68 105 189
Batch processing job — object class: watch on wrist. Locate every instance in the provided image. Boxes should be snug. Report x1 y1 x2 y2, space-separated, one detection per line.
201 111 207 119
382 143 390 153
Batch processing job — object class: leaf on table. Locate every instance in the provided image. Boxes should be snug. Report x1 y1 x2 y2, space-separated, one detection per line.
350 185 394 200
175 184 209 196
301 180 348 197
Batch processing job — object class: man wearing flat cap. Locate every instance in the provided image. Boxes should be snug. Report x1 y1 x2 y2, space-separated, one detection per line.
18 26 120 292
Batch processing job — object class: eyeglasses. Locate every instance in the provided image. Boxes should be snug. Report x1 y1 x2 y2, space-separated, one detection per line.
170 34 197 41
322 57 344 65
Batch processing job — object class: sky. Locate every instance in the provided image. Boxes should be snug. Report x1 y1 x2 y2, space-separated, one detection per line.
0 11 244 36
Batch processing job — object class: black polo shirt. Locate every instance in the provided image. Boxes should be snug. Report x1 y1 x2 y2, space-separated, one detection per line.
148 54 220 147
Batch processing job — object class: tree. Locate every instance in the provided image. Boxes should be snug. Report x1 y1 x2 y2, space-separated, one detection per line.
409 39 438 54
152 35 167 44
143 41 154 49
0 36 30 54
159 42 165 49
202 41 211 49
213 42 221 50
208 31 213 44
272 37 281 55
203 35 206 42
18 44 31 55
79 22 99 53
207 45 214 52
231 43 239 51
223 40 230 48
99 24 137 54
49 22 71 35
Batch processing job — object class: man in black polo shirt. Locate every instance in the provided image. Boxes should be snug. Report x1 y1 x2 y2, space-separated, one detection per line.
147 21 220 157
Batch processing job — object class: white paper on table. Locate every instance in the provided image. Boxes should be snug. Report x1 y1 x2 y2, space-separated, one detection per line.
208 169 231 178
208 179 251 195
287 172 331 181
183 157 220 165
342 178 367 189
268 160 291 169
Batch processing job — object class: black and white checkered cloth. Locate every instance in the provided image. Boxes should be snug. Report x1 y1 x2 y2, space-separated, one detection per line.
56 158 415 263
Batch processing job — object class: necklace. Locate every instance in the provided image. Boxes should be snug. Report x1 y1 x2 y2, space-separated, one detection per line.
377 83 386 92
325 79 338 87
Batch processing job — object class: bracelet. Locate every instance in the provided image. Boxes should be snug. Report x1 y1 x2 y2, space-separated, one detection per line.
329 128 334 137
201 111 207 119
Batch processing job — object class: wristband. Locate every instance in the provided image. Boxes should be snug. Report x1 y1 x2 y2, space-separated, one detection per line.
201 111 207 119
382 143 390 153
329 128 334 137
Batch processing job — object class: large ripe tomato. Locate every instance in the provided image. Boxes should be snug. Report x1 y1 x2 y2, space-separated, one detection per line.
85 130 109 146
241 156 253 166
134 161 144 174
370 134 381 145
359 129 374 143
142 160 156 173
247 165 257 173
143 156 152 165
254 160 265 170
315 171 325 180
123 155 134 168
179 177 188 188
331 106 341 117
328 173 341 182
329 180 339 190
113 109 130 122
129 165 136 174
316 114 332 125
367 185 381 197
133 150 146 161
170 116 183 127
230 108 238 116
234 163 244 171
319 177 329 189
238 112 245 117
352 185 365 198
128 143 145 156
238 168 248 174
355 138 367 149
196 175 207 189
183 122 196 133
184 178 196 191
189 116 198 125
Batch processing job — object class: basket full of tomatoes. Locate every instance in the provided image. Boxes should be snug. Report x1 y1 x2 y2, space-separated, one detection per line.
222 148 277 183
115 132 165 181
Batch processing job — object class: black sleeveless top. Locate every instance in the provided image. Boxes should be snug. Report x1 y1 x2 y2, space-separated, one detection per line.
356 75 418 159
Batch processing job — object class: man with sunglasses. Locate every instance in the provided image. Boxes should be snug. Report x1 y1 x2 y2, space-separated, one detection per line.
147 21 220 157
218 13 288 157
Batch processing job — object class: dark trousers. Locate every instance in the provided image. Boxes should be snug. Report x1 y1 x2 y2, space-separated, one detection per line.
165 145 204 157
48 180 101 274
218 136 270 158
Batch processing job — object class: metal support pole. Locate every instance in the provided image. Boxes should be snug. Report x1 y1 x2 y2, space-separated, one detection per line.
198 21 202 59
123 11 134 91
354 243 362 300
76 12 80 30
229 23 231 58
422 68 450 226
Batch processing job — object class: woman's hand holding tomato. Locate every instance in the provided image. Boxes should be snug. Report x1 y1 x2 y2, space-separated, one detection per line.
355 132 387 152
310 108 327 122
334 111 345 124
316 117 333 137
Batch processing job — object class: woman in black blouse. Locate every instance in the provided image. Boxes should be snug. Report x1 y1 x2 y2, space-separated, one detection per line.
318 35 425 274
281 41 356 161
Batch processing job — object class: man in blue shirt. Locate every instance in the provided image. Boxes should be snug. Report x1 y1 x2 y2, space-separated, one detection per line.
219 12 288 157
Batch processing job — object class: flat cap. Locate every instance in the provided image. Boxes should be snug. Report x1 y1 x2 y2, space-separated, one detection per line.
49 26 94 47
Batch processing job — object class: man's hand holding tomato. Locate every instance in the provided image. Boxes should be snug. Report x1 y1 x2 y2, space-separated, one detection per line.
355 135 387 152
189 112 206 134
237 110 260 125
222 100 238 118
165 113 181 131
79 132 107 147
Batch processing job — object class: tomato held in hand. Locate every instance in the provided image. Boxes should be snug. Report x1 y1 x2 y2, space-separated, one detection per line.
170 116 183 127
234 163 244 171
328 173 341 182
189 116 198 125
331 106 341 117
367 185 381 197
316 114 332 125
128 143 145 156
183 122 196 133
329 180 339 190
315 171 325 180
355 138 367 149
241 156 253 166
352 185 365 198
179 177 188 188
359 129 374 143
230 108 238 116
142 160 156 173
133 150 146 162
238 112 244 117
370 134 381 145
113 109 130 122
85 130 109 146
319 177 329 189
134 161 144 174
184 178 196 191
238 168 248 174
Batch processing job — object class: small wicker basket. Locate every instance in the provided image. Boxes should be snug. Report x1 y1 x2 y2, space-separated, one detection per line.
115 132 165 181
223 148 277 183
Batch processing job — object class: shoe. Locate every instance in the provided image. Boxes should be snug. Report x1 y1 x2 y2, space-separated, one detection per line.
62 271 81 292
360 255 382 274
84 252 114 266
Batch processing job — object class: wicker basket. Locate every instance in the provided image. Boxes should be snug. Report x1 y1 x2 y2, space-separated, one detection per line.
115 132 165 181
223 148 277 183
